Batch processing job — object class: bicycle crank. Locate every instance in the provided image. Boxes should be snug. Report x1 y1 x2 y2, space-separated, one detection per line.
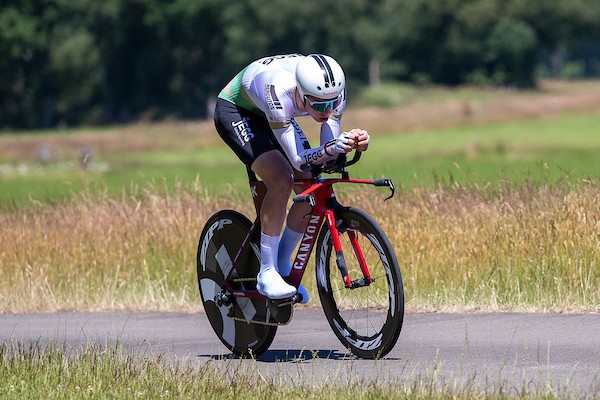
267 293 303 325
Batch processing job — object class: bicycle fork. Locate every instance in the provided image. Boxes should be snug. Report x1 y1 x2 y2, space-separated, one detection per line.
325 209 374 289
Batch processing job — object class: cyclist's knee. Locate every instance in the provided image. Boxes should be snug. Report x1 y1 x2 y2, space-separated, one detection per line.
252 151 294 193
265 169 294 194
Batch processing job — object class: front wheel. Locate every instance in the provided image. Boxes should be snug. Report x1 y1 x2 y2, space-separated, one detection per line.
315 207 404 359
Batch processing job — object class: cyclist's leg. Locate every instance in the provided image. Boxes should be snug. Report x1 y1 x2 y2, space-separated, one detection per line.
251 151 297 299
277 225 310 304
251 150 293 236
277 174 312 303
214 99 295 299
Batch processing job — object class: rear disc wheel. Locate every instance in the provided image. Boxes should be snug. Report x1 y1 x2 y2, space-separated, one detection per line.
197 210 276 356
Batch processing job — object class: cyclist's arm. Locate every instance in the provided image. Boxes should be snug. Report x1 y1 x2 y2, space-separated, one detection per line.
272 123 338 171
319 117 340 144
319 92 345 144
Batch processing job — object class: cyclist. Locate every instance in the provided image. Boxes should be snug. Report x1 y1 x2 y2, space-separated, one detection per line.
214 53 370 303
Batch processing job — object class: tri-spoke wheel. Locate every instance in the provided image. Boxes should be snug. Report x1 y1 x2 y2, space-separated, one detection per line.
316 207 404 359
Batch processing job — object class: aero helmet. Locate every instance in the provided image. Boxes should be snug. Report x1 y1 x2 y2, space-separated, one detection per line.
295 54 345 100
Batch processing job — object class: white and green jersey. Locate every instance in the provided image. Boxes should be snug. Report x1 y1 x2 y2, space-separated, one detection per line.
218 54 347 171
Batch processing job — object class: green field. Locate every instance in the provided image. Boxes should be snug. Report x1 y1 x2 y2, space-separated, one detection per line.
1 111 599 207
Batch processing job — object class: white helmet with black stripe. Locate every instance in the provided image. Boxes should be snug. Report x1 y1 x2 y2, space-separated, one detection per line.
295 54 345 101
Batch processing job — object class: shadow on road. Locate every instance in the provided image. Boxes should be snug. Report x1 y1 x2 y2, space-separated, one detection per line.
202 349 351 362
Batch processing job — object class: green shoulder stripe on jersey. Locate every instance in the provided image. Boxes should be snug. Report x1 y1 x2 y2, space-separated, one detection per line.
218 67 263 115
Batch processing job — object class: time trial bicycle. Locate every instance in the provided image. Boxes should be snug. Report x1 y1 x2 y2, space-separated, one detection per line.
196 152 404 359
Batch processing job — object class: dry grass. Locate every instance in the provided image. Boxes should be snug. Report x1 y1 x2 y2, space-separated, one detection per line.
353 181 600 313
1 180 598 313
0 180 255 312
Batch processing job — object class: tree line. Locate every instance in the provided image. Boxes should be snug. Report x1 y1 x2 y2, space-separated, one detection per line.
1 0 599 129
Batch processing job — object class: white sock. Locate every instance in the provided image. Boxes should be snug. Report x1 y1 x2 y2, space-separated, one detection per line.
277 226 310 304
277 226 304 276
257 232 296 299
260 232 280 273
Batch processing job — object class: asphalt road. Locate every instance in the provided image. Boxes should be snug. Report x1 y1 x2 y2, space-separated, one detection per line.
1 310 599 395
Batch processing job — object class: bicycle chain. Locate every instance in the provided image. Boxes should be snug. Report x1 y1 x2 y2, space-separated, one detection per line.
230 305 294 327
231 316 281 327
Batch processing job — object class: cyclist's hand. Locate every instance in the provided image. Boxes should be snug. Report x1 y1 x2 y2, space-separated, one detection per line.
325 131 355 155
350 128 370 152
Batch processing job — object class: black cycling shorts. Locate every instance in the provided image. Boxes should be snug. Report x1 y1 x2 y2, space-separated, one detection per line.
214 98 284 167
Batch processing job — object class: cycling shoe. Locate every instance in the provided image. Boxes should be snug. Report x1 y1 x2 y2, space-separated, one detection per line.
257 267 296 299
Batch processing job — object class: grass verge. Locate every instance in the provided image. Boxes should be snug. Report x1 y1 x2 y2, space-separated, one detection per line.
0 340 595 399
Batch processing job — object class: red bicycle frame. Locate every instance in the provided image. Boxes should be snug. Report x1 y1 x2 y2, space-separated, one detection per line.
220 164 395 301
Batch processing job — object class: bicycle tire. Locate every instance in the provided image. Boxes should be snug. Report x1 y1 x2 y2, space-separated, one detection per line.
315 206 404 359
197 210 276 356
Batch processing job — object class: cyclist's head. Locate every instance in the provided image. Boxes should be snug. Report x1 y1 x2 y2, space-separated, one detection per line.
296 54 345 108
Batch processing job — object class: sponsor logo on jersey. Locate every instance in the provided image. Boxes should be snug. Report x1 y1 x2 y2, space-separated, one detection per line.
291 119 311 150
231 117 254 146
302 139 311 150
304 148 324 164
259 53 302 65
265 84 282 110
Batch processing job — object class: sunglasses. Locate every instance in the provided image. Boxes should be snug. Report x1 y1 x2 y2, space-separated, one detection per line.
305 95 342 112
